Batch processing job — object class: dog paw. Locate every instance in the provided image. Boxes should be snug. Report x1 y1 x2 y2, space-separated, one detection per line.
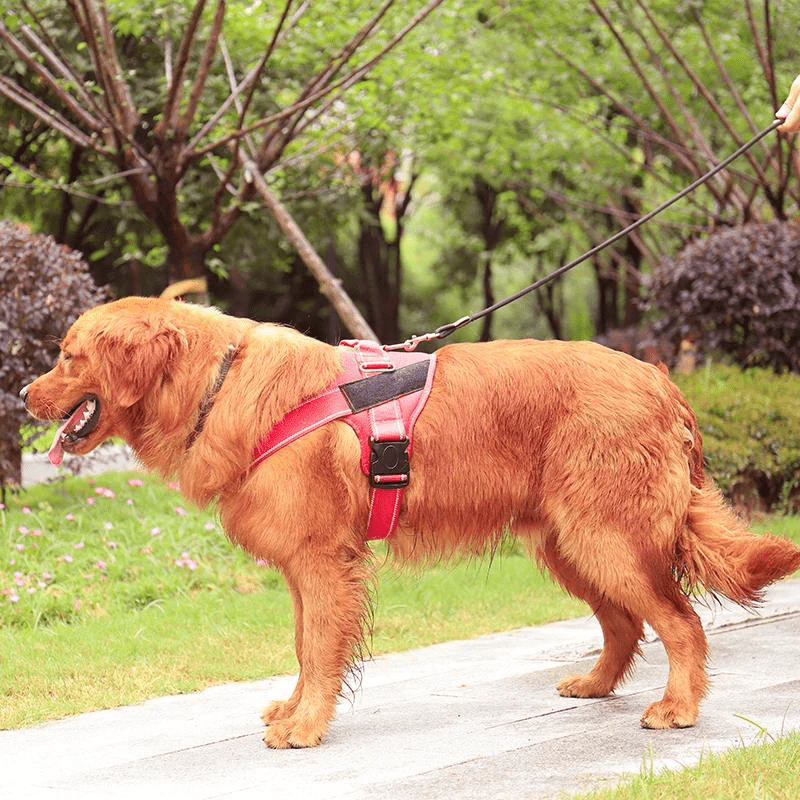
263 716 325 749
557 674 612 698
261 700 294 725
640 699 697 729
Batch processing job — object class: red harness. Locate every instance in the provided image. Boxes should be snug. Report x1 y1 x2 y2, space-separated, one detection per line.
251 340 436 540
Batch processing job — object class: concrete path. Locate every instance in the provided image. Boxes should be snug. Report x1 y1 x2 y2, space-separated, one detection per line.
2 578 799 799
21 445 140 487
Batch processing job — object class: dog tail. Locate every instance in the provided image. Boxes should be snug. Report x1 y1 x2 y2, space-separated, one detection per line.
670 387 800 605
679 479 800 605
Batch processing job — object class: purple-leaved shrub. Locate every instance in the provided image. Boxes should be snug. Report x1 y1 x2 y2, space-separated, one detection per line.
0 221 107 491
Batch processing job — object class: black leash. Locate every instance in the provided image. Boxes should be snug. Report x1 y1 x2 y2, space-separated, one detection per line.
385 118 783 352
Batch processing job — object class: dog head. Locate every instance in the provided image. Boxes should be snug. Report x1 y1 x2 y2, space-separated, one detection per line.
21 297 188 465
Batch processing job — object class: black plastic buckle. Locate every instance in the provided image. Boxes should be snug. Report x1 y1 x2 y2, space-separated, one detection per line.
369 438 410 489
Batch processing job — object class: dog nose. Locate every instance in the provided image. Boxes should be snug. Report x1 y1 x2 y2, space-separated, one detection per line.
19 384 29 405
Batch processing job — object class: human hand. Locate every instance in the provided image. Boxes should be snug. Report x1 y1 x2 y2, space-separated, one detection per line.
776 75 800 132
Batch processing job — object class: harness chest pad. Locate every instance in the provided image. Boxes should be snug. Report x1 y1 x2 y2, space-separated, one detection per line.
251 340 436 540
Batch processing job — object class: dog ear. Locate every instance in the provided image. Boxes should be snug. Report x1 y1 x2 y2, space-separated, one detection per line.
97 317 188 408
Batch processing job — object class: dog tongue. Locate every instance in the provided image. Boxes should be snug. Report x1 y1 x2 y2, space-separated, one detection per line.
48 401 89 466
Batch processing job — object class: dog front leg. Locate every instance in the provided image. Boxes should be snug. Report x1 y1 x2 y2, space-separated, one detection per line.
263 543 371 749
262 577 305 725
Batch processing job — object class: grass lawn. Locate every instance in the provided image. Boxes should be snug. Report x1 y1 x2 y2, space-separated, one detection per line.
573 730 800 800
0 469 588 728
2 469 799 798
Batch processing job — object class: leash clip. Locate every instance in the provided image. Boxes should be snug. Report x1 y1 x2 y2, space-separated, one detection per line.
383 316 472 352
383 331 438 352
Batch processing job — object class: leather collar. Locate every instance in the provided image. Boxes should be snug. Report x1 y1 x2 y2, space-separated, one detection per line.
186 344 240 450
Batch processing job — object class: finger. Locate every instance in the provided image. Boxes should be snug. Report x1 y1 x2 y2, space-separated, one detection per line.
776 75 800 130
778 104 800 132
778 75 800 116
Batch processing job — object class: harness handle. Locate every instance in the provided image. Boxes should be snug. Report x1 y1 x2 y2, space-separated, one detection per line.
385 119 783 353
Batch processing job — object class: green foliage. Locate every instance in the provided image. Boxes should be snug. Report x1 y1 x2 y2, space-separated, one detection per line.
395 0 800 340
1 0 799 344
675 366 800 512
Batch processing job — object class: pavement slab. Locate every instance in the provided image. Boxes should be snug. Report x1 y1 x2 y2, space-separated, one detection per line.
1 579 799 799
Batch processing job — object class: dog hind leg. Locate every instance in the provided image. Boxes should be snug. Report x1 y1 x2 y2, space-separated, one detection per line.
555 556 707 727
538 535 644 698
540 524 708 727
637 585 708 729
557 601 644 698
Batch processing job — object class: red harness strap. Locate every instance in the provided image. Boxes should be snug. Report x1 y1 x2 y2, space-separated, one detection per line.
251 340 436 540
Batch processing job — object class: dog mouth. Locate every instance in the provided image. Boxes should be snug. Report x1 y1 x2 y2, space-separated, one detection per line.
48 395 101 466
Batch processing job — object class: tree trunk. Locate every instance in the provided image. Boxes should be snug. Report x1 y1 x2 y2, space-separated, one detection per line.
479 257 494 342
357 182 401 344
165 237 209 280
594 256 619 336
535 273 564 340
621 195 643 327
474 177 504 342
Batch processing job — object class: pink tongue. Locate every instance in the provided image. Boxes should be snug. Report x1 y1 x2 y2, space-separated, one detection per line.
48 420 69 466
48 402 88 466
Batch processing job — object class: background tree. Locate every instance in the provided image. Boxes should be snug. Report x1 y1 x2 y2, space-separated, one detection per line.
538 0 800 335
393 0 800 341
0 0 444 339
1 0 799 348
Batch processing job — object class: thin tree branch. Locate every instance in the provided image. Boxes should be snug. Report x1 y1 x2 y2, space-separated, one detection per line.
19 1 152 164
635 0 769 184
73 0 138 132
746 0 775 107
177 0 226 144
589 0 711 187
256 0 397 164
0 21 102 135
690 9 761 139
193 0 446 165
548 44 716 194
0 77 97 150
617 1 751 212
164 36 173 87
237 0 297 126
186 0 310 153
241 157 378 341
207 36 257 228
18 2 102 124
158 0 210 137
0 165 139 206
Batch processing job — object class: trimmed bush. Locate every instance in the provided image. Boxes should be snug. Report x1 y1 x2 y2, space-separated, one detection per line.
0 221 107 490
651 221 800 372
675 365 800 515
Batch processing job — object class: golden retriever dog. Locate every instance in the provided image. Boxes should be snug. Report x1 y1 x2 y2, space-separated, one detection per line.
21 297 800 748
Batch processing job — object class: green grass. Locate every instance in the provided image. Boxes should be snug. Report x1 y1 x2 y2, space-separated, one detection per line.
0 470 586 728
573 730 800 800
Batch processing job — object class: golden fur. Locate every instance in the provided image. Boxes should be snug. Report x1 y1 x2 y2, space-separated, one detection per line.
22 297 800 748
